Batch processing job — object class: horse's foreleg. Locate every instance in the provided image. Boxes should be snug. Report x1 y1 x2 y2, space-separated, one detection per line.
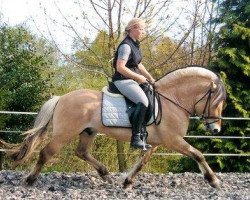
189 145 221 189
123 146 158 190
169 139 220 189
26 135 72 185
75 131 111 182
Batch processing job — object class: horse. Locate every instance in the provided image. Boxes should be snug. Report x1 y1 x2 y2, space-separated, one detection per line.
3 66 226 189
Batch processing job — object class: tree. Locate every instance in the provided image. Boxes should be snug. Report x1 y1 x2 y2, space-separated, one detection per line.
169 0 250 173
187 0 250 172
34 0 241 172
0 25 55 143
208 0 250 172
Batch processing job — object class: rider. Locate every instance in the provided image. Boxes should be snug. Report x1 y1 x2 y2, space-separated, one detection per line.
111 18 155 150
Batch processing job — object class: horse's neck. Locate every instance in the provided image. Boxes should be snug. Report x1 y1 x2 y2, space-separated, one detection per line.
156 77 210 112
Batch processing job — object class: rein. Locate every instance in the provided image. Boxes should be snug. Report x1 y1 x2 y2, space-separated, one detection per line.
150 83 221 126
152 87 162 125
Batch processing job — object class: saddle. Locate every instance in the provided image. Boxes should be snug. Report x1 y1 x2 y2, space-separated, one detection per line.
101 82 159 127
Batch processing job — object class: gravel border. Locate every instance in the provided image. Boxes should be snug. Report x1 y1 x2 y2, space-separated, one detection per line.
0 170 249 199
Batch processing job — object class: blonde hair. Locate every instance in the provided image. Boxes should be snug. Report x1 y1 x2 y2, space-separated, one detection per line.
125 18 146 32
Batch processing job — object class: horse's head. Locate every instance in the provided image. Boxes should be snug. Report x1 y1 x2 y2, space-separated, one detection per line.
155 66 227 134
194 80 226 134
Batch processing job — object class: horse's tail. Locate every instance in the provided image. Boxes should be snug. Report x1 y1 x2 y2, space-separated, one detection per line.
0 139 19 149
9 96 60 165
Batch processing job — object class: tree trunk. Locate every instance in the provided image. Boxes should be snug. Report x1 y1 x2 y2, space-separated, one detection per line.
116 140 127 172
0 152 4 170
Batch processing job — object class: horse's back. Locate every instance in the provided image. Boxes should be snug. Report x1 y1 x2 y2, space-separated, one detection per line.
61 88 100 99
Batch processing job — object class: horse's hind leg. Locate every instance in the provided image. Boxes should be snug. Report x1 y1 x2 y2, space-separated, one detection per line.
26 135 72 185
123 146 158 190
168 138 220 189
75 130 110 182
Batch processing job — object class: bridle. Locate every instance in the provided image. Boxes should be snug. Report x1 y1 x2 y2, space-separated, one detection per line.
193 87 221 126
151 83 221 126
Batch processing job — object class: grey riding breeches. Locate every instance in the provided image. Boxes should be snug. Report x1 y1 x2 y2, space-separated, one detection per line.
114 79 149 107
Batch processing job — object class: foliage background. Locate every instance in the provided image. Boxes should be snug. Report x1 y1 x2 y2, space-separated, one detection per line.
0 0 249 173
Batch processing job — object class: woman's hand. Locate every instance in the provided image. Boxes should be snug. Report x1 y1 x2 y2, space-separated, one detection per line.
148 78 155 84
136 74 147 84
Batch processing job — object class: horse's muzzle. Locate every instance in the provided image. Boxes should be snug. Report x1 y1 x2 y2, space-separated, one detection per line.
206 123 221 134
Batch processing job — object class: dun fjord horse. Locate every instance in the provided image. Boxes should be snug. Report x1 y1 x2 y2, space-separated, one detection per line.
4 66 226 189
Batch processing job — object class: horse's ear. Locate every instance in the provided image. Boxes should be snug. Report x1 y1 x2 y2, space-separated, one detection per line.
211 81 217 91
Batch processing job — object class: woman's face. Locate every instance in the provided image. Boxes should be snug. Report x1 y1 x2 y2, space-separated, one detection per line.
130 24 145 40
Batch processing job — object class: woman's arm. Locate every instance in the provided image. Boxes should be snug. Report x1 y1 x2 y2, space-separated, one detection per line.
116 59 147 83
138 63 155 83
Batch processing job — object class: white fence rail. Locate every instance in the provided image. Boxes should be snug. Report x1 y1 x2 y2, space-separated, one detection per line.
0 111 38 115
1 110 250 120
0 111 249 157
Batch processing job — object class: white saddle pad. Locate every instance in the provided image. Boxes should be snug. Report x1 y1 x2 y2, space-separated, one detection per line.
101 86 158 127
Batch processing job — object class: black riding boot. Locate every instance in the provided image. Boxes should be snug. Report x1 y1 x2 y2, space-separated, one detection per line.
130 103 151 150
141 125 152 149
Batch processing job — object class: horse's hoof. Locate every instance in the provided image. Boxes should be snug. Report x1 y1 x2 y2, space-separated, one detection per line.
204 173 221 189
26 175 37 186
124 184 133 192
102 175 113 184
123 178 133 190
210 178 221 189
